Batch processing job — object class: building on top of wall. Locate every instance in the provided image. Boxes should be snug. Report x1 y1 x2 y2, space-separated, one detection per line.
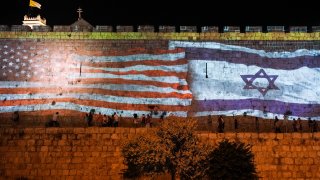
22 0 47 30
70 8 93 32
22 15 47 30
71 19 93 32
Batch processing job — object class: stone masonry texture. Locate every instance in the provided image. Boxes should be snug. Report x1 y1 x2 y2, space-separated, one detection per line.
0 32 320 179
0 128 319 179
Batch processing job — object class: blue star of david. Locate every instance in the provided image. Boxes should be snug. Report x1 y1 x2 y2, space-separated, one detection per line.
240 69 279 96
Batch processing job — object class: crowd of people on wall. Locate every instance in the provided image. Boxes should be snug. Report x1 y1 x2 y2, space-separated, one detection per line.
9 110 319 132
206 114 318 133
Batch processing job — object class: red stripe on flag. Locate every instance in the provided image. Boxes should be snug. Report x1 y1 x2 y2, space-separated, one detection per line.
0 88 192 99
76 69 188 79
73 79 189 90
77 48 185 56
78 59 188 68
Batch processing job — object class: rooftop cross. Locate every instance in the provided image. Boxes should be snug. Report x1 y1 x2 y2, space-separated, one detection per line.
77 7 83 20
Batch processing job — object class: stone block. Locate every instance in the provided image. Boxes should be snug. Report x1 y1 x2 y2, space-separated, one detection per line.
108 146 116 152
94 26 113 32
115 128 129 134
45 128 59 134
267 26 285 32
38 169 50 176
313 132 320 138
158 26 176 32
53 26 71 32
116 26 133 32
71 157 82 163
245 26 262 32
208 133 217 139
58 140 68 146
23 128 35 134
99 128 115 134
302 133 310 139
0 25 9 31
312 26 320 32
290 26 307 32
50 169 58 176
68 134 77 140
281 145 290 151
180 26 197 32
201 26 219 32
74 152 83 157
292 133 302 139
102 134 111 139
91 152 100 157
275 133 283 139
283 172 292 178
73 128 85 134
137 25 154 32
69 170 77 176
27 140 35 146
63 170 69 176
86 127 99 134
224 26 240 32
60 128 74 134
129 128 136 134
135 128 147 134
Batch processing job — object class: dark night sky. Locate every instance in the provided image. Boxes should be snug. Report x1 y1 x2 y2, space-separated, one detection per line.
0 0 319 27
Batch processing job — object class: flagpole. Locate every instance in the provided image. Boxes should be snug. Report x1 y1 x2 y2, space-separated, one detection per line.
205 63 208 78
27 0 32 17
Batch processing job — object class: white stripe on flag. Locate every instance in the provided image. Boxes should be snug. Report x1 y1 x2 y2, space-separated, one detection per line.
1 102 188 117
0 93 192 106
0 81 191 94
72 52 186 62
81 64 188 72
169 41 320 58
69 73 188 85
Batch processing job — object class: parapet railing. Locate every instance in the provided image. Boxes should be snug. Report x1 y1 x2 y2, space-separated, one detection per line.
0 115 317 133
0 25 319 33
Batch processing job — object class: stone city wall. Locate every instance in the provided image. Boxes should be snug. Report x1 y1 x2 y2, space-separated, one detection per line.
0 128 319 179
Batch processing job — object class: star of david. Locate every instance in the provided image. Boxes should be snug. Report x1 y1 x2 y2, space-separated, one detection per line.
240 69 279 96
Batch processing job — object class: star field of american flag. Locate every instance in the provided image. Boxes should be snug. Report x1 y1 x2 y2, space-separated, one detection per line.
0 42 69 82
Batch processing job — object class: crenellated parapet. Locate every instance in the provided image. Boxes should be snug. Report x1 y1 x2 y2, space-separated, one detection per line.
1 25 320 33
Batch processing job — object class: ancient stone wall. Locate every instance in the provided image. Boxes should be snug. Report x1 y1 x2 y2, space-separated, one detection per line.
0 35 320 120
0 128 319 179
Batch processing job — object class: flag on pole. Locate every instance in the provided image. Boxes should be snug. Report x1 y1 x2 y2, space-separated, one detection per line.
29 0 41 9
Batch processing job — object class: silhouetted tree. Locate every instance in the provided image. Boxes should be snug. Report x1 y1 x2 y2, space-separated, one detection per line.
207 139 258 180
121 117 210 179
